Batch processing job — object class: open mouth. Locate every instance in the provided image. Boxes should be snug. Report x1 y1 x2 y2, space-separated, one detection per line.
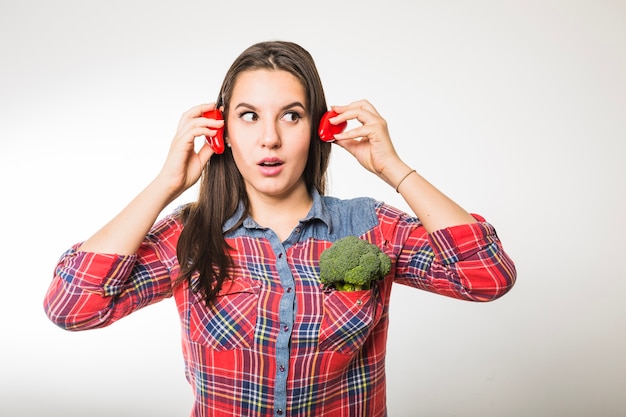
259 159 283 167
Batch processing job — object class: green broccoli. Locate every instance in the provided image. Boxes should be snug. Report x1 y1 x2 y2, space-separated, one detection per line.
319 236 392 291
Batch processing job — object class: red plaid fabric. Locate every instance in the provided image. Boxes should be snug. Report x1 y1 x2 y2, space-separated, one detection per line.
44 198 516 416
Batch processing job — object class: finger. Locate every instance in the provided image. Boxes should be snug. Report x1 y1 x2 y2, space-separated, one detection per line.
335 99 381 118
349 99 377 114
333 125 371 141
196 108 225 132
332 135 365 156
197 141 215 165
181 103 219 122
332 107 379 129
183 119 223 140
171 125 213 152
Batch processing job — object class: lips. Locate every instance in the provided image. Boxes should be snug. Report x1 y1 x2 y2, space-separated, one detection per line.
258 158 283 167
258 158 284 176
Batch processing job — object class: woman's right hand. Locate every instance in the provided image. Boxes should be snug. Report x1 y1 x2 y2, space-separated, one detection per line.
155 103 225 200
77 104 224 255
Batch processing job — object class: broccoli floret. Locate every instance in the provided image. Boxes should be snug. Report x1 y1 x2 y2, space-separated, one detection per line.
319 236 391 291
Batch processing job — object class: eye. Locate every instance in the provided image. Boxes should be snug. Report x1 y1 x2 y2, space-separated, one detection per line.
238 111 258 122
281 111 302 123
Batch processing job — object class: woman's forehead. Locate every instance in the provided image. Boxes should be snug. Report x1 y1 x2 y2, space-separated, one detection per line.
230 69 306 108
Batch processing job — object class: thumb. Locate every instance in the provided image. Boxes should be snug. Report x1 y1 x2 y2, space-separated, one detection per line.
197 141 215 166
333 138 358 157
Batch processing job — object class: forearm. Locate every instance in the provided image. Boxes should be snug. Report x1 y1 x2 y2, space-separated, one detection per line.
45 239 177 330
77 103 221 255
330 100 478 232
381 161 477 233
79 176 178 255
391 213 516 302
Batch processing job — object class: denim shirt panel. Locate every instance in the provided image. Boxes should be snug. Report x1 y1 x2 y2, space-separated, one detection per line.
223 189 381 245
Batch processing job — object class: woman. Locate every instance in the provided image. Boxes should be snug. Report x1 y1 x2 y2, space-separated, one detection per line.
44 40 516 416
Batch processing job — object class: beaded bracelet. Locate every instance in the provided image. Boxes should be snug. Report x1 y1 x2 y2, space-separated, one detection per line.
395 169 416 193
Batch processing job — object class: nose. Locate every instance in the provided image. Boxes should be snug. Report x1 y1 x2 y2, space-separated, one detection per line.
260 122 281 148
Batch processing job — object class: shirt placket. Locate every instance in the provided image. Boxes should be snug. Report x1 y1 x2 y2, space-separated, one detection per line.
269 230 299 416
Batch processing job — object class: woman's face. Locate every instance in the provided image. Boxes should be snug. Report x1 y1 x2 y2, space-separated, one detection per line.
226 69 311 200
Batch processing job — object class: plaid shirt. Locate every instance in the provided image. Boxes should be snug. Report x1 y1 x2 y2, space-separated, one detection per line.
44 191 516 417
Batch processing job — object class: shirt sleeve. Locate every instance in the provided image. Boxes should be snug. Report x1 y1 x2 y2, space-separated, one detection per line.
43 213 181 331
387 208 517 302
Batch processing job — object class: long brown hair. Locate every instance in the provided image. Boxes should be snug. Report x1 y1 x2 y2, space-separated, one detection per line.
176 41 332 306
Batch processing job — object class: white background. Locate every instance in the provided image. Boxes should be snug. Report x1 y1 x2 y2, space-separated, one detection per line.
1 1 624 416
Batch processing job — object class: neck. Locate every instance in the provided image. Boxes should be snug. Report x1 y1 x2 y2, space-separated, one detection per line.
248 184 313 241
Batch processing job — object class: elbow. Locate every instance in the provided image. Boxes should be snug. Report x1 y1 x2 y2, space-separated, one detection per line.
43 303 79 331
43 298 106 331
492 271 517 301
464 256 517 303
467 279 515 302
43 279 78 331
43 279 113 331
43 296 75 331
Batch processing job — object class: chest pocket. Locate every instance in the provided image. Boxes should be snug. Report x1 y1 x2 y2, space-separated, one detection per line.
318 285 383 354
188 278 260 351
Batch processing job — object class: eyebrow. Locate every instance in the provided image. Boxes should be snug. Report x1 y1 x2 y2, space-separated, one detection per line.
234 101 307 112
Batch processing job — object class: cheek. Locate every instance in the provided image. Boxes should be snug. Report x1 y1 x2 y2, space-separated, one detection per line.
299 140 311 156
295 140 312 166
226 129 253 160
227 137 248 166
229 145 248 169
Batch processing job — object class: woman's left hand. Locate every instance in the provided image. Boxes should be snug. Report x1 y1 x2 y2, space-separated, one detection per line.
330 100 406 185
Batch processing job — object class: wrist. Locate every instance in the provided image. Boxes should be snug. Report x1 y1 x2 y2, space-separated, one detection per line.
149 174 184 208
394 169 417 193
379 161 413 190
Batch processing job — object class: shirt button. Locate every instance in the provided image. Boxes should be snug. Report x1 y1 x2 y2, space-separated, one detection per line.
276 409 283 415
278 253 283 258
295 227 301 233
286 287 292 293
283 325 289 332
279 365 285 372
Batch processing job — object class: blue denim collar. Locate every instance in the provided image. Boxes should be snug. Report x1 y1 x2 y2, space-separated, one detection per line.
223 188 333 234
